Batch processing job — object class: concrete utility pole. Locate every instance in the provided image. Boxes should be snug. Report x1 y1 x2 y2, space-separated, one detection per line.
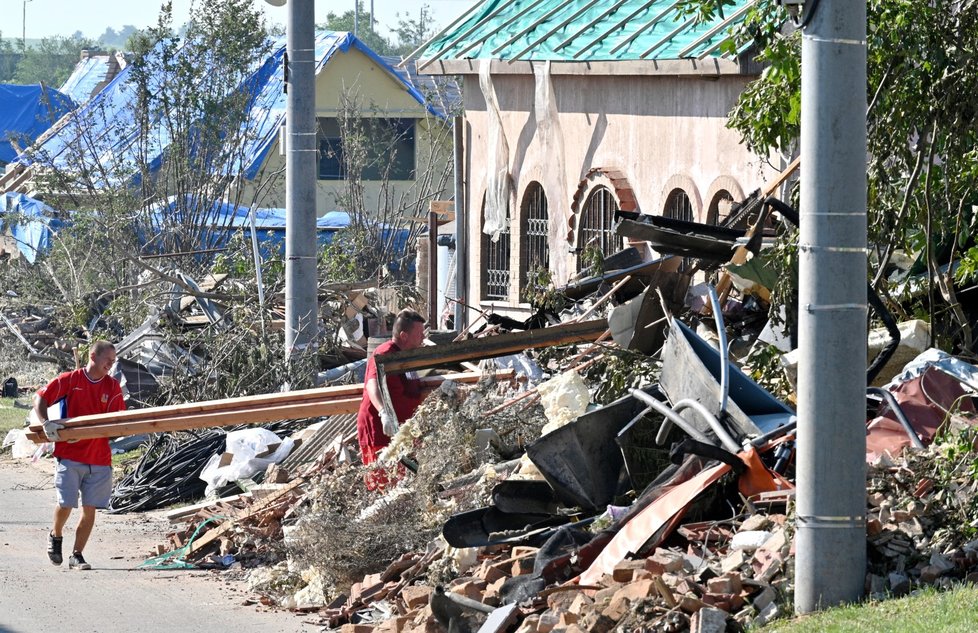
794 0 868 613
284 0 319 377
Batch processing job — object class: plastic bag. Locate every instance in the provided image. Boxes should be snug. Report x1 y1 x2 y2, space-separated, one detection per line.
199 428 294 495
2 428 38 459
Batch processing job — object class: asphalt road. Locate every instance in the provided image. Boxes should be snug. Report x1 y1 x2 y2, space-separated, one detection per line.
0 455 322 633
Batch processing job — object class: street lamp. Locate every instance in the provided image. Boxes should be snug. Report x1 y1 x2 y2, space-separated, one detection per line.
22 0 33 51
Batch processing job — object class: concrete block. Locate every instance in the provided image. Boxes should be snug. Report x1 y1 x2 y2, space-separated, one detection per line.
690 606 728 633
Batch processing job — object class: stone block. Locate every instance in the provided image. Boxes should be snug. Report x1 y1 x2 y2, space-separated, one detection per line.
689 607 728 633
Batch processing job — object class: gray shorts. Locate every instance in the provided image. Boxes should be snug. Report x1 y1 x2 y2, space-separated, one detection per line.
55 458 113 509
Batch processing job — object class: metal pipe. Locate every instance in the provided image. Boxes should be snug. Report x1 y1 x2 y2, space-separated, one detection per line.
284 0 319 379
706 285 729 416
628 389 716 448
794 0 868 612
673 399 741 454
866 388 924 449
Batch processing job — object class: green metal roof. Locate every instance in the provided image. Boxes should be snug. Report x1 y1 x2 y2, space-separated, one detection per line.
419 0 755 64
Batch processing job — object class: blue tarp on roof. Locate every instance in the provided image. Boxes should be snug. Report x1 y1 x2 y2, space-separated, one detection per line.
60 55 118 104
0 192 64 263
22 32 454 184
0 84 75 164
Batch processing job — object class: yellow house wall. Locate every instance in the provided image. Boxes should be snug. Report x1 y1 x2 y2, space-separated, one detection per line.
236 48 453 216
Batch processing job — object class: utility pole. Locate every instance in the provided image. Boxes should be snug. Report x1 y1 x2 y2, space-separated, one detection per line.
284 0 319 380
794 0 868 613
22 0 33 51
354 1 359 37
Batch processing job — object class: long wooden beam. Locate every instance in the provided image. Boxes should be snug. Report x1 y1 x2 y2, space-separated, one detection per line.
29 398 363 443
27 369 509 438
377 319 609 375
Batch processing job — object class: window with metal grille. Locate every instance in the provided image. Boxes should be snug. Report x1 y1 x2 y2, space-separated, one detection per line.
482 198 511 302
665 188 695 270
520 182 549 292
577 186 622 271
707 190 734 226
664 188 694 222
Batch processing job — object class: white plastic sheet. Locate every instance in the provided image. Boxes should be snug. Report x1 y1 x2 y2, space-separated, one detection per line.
533 61 571 284
479 60 511 241
200 428 294 495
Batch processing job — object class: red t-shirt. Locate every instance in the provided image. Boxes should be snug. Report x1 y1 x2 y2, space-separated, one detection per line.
356 340 425 456
37 368 125 466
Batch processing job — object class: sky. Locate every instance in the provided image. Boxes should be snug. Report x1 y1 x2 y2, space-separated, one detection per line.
10 0 475 42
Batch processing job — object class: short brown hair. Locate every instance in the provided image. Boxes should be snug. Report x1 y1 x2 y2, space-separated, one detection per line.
90 340 116 358
392 309 426 338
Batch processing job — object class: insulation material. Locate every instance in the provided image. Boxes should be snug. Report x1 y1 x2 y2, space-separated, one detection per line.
479 60 511 241
537 370 590 436
533 61 571 285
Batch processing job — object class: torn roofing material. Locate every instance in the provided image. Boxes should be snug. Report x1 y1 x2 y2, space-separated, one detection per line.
417 0 757 64
59 53 124 104
19 32 457 184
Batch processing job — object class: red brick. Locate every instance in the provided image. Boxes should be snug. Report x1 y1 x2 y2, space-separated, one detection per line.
375 616 412 633
559 611 581 627
569 593 594 615
452 579 487 602
610 579 656 605
515 615 540 633
612 559 646 583
400 585 432 610
340 625 374 633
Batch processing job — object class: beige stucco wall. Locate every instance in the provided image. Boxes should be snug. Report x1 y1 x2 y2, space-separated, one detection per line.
236 48 454 218
463 72 778 315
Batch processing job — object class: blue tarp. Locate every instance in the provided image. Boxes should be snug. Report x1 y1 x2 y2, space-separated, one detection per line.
147 196 353 253
147 196 411 262
0 84 75 164
21 31 453 185
60 55 117 104
0 192 63 263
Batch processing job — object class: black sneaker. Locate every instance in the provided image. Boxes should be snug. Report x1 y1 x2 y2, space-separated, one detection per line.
68 552 91 570
47 533 63 565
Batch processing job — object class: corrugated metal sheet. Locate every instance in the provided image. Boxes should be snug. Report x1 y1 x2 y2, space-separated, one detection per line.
421 0 755 63
279 413 358 471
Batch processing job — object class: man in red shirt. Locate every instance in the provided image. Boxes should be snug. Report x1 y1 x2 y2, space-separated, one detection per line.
35 340 125 570
357 309 428 466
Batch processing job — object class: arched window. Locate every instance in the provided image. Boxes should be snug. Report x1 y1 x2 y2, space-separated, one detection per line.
664 188 694 223
664 188 695 270
481 196 511 302
577 186 622 271
707 190 734 226
519 182 549 292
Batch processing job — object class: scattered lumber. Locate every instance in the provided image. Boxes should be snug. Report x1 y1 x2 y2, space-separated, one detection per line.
27 369 510 444
377 319 609 375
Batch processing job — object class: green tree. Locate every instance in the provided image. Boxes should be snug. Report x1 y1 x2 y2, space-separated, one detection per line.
680 0 978 352
389 5 436 57
0 31 18 82
317 2 393 54
12 34 100 86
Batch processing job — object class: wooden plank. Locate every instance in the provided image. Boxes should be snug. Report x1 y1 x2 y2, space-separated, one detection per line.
187 478 306 556
28 369 504 434
28 369 512 441
33 398 364 443
377 319 609 374
716 157 801 300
